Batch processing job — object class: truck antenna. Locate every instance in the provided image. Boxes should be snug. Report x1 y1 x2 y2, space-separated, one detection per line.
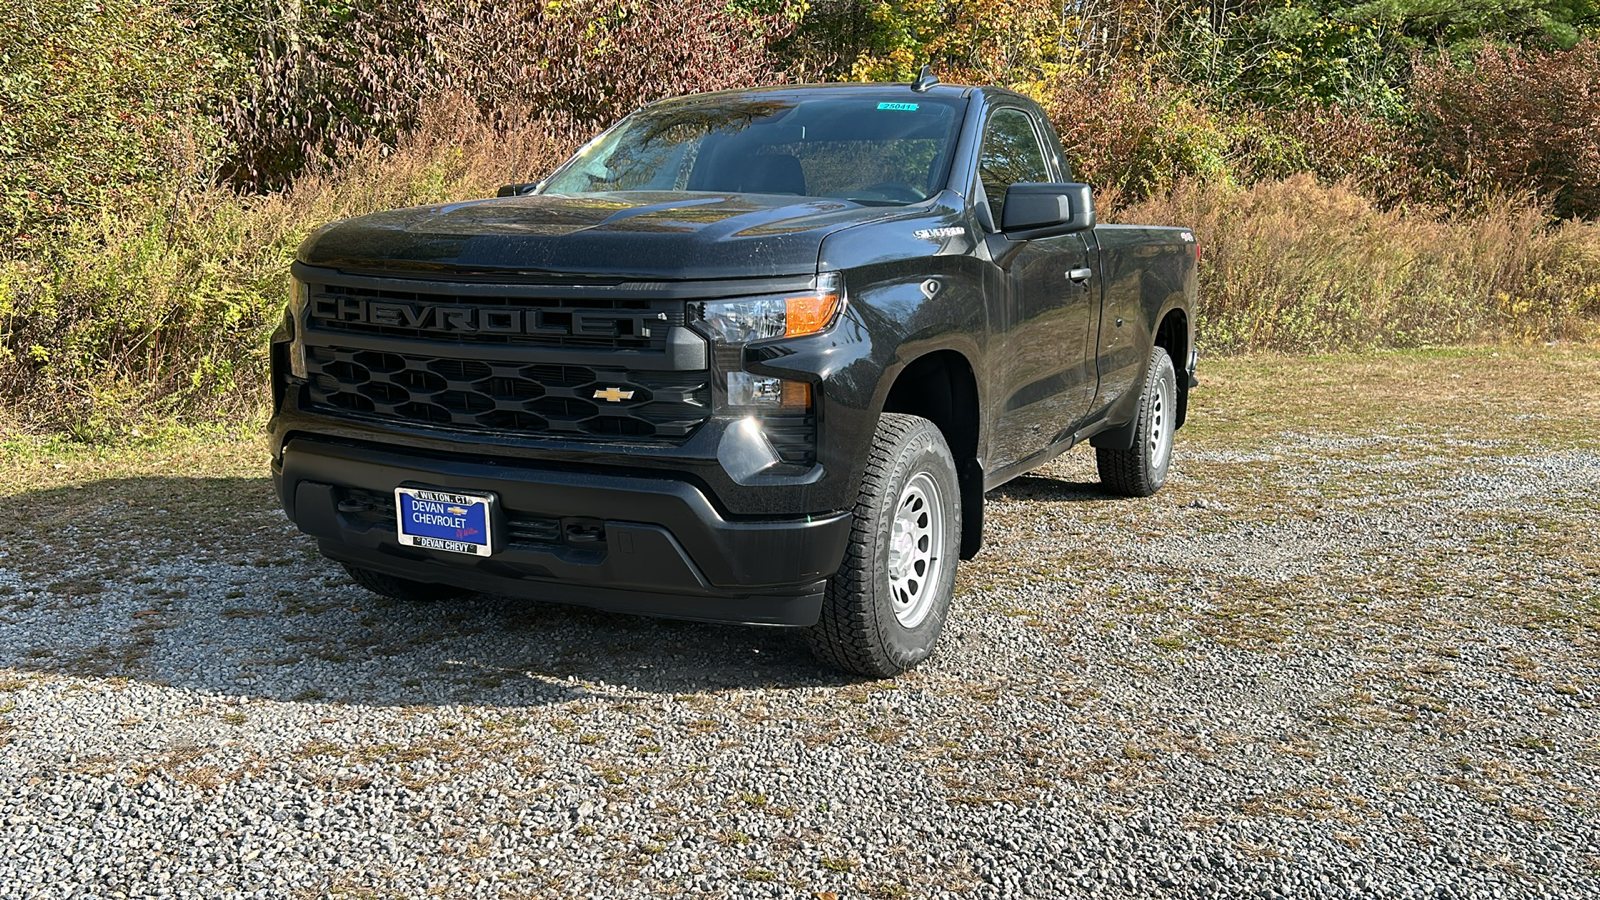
911 64 939 93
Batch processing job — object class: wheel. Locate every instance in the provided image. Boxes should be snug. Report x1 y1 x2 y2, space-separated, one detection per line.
1096 345 1177 498
808 413 960 677
342 563 466 603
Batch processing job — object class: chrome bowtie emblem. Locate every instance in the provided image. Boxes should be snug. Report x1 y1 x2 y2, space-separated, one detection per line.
593 387 635 403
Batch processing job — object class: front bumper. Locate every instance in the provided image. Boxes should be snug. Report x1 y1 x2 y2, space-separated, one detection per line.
275 438 853 626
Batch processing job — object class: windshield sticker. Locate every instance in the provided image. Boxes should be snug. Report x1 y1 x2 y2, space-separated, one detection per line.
877 102 920 111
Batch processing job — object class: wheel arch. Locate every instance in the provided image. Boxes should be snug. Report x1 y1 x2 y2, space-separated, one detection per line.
1152 305 1192 429
879 348 986 560
1091 303 1190 452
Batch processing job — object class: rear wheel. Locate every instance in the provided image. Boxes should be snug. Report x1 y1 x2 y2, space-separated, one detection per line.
1096 345 1177 497
808 413 960 678
342 564 466 603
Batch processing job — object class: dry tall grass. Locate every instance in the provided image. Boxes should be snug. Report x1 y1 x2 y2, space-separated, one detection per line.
1109 175 1600 353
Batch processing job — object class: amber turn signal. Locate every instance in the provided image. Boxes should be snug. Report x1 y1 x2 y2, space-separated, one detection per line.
783 289 841 338
779 379 811 411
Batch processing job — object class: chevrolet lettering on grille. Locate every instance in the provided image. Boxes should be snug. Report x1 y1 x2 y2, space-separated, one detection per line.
311 295 658 338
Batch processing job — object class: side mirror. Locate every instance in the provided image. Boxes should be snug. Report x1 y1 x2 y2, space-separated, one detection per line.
496 183 534 198
1000 182 1095 235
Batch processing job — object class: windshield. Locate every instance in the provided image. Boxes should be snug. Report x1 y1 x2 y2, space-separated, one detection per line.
539 94 966 206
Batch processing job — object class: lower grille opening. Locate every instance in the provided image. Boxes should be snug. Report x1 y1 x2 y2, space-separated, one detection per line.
336 488 602 551
763 416 817 468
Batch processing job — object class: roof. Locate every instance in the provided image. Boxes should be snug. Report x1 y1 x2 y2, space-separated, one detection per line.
646 81 984 108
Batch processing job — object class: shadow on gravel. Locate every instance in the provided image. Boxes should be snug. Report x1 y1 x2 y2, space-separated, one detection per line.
988 472 1110 503
0 475 862 708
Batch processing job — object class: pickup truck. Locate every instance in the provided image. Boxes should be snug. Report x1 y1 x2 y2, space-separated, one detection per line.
270 77 1198 677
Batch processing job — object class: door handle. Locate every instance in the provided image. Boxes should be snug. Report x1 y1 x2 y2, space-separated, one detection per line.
1067 267 1093 283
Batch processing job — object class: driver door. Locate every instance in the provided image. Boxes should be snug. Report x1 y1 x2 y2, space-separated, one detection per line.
983 108 1099 471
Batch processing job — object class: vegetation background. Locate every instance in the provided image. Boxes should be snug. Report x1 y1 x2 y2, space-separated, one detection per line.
2 0 1598 438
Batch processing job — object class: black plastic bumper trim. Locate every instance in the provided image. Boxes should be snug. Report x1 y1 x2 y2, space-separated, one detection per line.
276 438 851 621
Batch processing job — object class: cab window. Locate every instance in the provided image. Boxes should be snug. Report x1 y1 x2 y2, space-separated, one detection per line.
978 108 1051 224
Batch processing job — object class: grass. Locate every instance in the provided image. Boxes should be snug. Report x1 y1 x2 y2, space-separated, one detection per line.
1183 345 1600 446
0 421 285 591
0 420 266 502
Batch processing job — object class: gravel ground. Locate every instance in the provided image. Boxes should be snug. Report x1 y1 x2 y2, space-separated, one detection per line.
1 355 1597 899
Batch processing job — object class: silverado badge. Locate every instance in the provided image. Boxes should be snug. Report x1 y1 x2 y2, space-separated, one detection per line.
593 387 635 403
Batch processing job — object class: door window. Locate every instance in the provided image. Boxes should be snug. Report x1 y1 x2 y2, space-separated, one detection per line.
978 108 1051 224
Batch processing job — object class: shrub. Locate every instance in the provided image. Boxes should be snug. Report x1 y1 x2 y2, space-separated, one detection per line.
1410 41 1600 219
1044 74 1425 208
1160 3 1406 114
0 99 575 437
221 0 780 188
5 2 1599 438
1044 70 1233 198
0 0 225 246
1226 104 1423 205
839 0 1084 88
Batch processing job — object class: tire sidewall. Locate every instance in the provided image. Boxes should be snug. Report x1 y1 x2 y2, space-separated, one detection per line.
1142 350 1177 492
867 423 961 669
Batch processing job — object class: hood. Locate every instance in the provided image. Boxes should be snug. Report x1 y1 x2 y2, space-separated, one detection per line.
296 191 905 280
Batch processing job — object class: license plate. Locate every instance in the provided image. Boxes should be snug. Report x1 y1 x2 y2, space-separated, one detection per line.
394 487 495 556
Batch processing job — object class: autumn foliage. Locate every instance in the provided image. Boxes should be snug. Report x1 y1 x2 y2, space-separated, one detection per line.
221 0 780 188
1411 41 1600 219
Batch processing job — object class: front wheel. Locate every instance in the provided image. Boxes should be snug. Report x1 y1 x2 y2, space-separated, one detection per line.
808 413 961 678
1096 345 1178 497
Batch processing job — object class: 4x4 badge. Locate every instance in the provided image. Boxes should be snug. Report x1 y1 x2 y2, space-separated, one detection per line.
593 387 635 402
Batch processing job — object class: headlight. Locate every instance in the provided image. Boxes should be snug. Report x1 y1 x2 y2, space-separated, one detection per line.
696 273 842 344
694 274 839 414
700 296 787 344
724 372 812 409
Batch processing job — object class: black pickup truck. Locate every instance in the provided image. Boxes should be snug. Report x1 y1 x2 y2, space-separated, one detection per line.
270 77 1198 676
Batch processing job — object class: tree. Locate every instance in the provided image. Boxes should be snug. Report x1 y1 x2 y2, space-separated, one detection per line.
1343 0 1600 50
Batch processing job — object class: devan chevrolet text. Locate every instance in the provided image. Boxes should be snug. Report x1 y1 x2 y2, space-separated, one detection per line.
269 73 1199 677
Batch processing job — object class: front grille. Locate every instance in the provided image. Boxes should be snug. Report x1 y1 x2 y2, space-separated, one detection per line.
305 346 711 441
306 283 683 350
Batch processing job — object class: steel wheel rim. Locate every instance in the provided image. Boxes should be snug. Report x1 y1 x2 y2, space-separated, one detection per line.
1149 375 1173 470
886 471 944 628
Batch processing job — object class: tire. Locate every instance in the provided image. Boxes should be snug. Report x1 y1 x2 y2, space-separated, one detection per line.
808 413 961 678
342 563 466 603
1096 345 1178 498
